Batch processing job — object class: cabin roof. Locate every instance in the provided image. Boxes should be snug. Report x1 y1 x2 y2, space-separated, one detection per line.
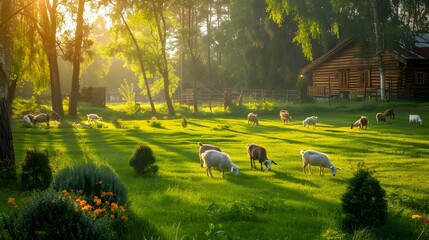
300 34 429 75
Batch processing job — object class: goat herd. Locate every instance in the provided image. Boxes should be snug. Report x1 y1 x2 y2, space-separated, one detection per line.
198 141 337 179
201 107 424 178
248 108 423 129
22 108 422 179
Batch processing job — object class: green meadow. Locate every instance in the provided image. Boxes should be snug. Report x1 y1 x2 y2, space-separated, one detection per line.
3 100 429 239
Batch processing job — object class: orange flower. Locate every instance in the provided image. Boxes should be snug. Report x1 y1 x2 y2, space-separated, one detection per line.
93 209 103 217
62 189 69 195
107 192 114 196
104 201 110 206
121 215 129 221
412 215 423 220
101 192 107 198
78 190 84 195
111 203 119 211
7 198 15 204
110 214 115 219
79 200 87 207
83 205 92 212
75 199 81 203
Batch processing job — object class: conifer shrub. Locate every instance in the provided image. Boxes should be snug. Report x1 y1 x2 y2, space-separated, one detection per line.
13 190 115 240
52 163 128 206
129 143 159 176
20 148 52 191
341 168 388 231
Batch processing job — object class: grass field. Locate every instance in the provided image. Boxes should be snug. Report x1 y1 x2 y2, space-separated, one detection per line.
3 100 429 239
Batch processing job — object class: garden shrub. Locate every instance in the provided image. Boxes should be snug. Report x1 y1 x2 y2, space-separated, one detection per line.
20 148 52 191
129 143 159 176
13 190 116 240
341 169 388 231
52 163 128 206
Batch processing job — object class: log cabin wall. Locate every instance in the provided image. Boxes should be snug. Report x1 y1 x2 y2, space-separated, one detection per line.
310 41 403 98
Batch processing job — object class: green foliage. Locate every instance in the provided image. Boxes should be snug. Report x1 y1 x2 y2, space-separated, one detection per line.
341 168 388 231
111 116 123 128
388 191 429 213
118 79 137 115
0 211 18 240
20 148 52 191
12 190 116 240
52 163 128 206
129 143 158 176
146 120 164 129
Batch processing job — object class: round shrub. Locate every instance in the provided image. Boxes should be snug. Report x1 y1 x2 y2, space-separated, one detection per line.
129 143 158 176
13 190 115 240
341 169 388 231
52 163 128 206
20 148 52 191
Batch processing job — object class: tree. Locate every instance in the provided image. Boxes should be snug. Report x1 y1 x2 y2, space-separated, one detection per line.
35 0 64 119
120 12 157 116
0 0 17 181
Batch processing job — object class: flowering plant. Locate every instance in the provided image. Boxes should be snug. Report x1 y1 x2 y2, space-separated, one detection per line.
411 214 429 240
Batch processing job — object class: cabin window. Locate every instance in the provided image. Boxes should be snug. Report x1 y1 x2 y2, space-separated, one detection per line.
359 69 371 87
415 71 425 84
338 70 349 88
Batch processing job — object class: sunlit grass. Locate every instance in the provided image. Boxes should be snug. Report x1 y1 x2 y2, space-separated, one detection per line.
5 100 429 239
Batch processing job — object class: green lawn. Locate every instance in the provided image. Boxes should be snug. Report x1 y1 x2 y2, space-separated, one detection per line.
4 100 429 239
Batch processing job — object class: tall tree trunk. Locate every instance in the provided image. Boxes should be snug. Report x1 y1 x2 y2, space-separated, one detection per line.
155 8 175 116
39 0 64 120
0 0 16 181
120 12 157 116
68 0 85 117
371 0 386 101
0 67 15 181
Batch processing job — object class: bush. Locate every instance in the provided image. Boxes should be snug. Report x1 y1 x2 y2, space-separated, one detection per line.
52 163 128 206
20 148 52 191
129 143 159 176
341 168 388 231
13 190 116 240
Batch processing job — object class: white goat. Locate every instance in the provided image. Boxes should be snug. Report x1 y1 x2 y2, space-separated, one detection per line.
409 114 423 127
201 150 239 178
198 142 221 168
302 116 318 129
87 114 103 123
23 115 32 123
280 110 292 123
300 150 337 176
247 112 259 125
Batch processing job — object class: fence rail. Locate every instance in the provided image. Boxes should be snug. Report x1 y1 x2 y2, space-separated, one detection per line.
175 89 300 109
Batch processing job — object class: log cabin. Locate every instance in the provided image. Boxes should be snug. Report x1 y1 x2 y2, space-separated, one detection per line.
299 34 429 101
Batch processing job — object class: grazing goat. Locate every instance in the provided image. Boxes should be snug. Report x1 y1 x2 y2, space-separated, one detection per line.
246 143 277 171
201 150 239 178
409 114 423 127
87 114 103 123
300 150 337 176
351 116 368 130
383 108 395 119
303 116 318 129
280 110 292 123
32 113 50 127
198 142 221 168
23 114 34 124
247 113 259 125
376 113 386 124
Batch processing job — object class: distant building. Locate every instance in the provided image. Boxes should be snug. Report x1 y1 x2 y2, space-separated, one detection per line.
300 34 429 101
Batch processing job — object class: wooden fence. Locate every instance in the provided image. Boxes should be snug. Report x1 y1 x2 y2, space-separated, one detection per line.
175 89 300 109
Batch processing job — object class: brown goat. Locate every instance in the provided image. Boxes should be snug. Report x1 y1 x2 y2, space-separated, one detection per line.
383 108 395 119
